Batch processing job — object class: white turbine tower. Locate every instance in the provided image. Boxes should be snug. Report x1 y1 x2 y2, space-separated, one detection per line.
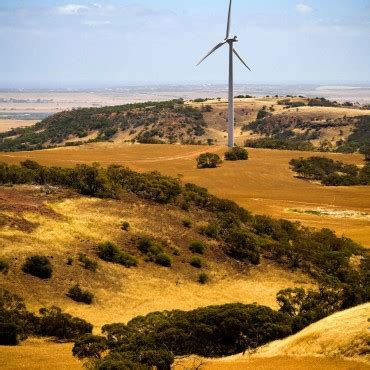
197 0 251 148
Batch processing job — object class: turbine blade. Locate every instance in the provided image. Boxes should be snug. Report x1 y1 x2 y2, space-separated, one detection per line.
233 49 252 71
226 0 232 39
196 41 227 66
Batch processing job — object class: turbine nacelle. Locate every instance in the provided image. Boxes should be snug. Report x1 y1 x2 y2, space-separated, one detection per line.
226 36 238 43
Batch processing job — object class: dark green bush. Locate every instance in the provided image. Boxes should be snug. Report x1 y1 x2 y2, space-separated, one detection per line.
67 285 94 304
224 147 249 161
72 334 107 360
196 153 222 169
136 237 171 267
225 230 260 265
100 303 292 359
78 254 98 272
97 242 137 268
182 219 192 228
198 272 209 284
0 289 94 344
190 257 202 268
0 259 9 274
38 306 93 340
155 253 172 267
121 221 130 231
290 157 369 186
0 322 19 345
22 256 52 279
189 241 205 254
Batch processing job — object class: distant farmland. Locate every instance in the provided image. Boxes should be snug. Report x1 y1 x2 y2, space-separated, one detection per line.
1 144 369 246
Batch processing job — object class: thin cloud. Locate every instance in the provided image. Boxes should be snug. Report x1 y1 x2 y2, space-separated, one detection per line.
295 3 313 14
56 4 89 15
83 20 111 27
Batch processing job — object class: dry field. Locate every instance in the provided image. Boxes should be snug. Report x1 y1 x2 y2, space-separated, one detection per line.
1 144 369 246
0 119 38 133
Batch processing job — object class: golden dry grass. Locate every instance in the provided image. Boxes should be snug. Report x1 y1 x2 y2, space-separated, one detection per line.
0 186 314 328
0 339 82 370
1 144 369 246
174 356 369 370
0 119 38 133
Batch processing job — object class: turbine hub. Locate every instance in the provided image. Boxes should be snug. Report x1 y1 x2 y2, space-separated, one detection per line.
226 36 238 42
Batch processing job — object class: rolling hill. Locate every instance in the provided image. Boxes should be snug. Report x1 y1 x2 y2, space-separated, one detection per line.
0 97 369 152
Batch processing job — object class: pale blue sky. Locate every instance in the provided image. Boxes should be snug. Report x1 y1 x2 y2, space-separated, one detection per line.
0 0 369 87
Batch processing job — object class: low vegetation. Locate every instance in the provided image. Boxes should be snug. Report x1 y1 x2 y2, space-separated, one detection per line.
73 303 293 368
136 237 172 267
196 153 222 168
78 254 98 272
21 255 52 279
290 157 370 186
67 285 94 305
0 260 9 274
198 272 209 284
189 241 205 254
224 147 249 161
97 242 137 268
190 256 203 268
0 289 92 345
245 138 315 151
0 99 209 150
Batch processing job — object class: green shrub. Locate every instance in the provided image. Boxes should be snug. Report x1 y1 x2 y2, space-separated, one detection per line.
99 303 292 360
38 306 93 340
0 259 9 274
78 254 98 272
190 257 202 268
22 256 52 279
189 241 205 254
72 334 107 360
121 221 130 231
97 242 137 268
155 253 172 267
182 219 192 228
224 147 249 161
137 237 154 254
67 285 94 304
0 289 93 343
0 322 19 345
198 272 209 284
196 153 222 169
136 237 171 267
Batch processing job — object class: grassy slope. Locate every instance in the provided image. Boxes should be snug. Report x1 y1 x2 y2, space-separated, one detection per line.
178 303 370 369
1 145 369 246
0 186 314 328
1 97 370 148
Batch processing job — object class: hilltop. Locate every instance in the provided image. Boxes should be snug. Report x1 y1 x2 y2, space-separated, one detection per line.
0 97 369 152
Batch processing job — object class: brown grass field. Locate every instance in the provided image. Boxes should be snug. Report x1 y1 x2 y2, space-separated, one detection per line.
0 119 38 133
1 144 369 246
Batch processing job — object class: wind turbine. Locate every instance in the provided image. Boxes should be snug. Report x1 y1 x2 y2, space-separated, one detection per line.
197 0 251 148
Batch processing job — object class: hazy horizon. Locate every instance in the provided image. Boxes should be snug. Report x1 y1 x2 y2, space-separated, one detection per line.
1 0 369 88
